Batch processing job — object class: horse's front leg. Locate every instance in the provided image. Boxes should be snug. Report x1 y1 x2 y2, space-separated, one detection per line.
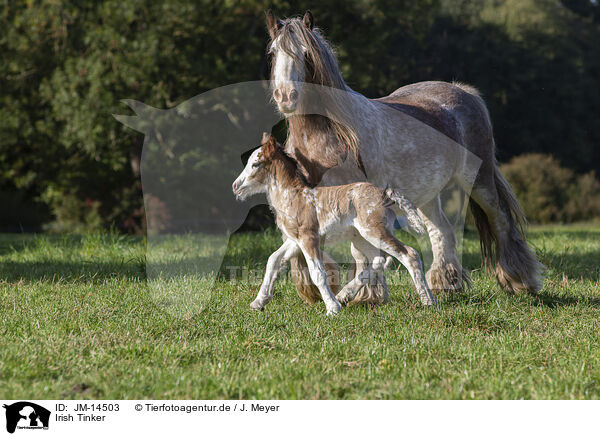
299 236 341 316
251 239 300 311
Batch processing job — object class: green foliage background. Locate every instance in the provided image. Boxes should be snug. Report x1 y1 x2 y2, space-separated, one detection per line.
1 0 599 231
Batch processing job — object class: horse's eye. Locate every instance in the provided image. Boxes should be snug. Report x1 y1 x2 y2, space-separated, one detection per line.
252 162 264 169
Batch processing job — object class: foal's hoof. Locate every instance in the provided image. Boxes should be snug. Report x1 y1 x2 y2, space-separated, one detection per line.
421 297 439 309
250 300 265 311
326 301 341 316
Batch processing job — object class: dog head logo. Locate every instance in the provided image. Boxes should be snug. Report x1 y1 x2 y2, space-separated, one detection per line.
114 82 282 318
3 402 50 434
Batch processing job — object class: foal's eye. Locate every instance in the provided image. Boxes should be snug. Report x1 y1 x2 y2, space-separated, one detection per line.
252 162 264 169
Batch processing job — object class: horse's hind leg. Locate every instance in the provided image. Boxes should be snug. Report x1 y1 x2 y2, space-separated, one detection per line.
419 197 470 292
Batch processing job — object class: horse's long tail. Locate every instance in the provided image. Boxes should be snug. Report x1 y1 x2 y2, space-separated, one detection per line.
455 81 543 294
470 164 544 294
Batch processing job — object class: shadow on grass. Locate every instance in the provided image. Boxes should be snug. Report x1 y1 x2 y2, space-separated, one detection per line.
0 234 146 283
0 260 147 283
538 252 600 282
0 233 75 256
441 288 600 308
460 232 599 282
1 228 597 291
0 231 277 284
439 291 494 307
0 252 274 285
532 292 600 309
441 284 600 309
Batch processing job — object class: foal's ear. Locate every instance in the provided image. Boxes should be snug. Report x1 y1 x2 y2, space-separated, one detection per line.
302 10 314 30
261 131 271 144
266 10 283 40
262 134 277 158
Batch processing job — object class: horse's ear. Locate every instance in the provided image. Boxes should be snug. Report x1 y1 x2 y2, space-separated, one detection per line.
261 132 271 144
303 10 314 30
266 10 282 40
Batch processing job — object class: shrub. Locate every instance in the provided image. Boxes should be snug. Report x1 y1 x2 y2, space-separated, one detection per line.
500 153 600 223
565 171 600 223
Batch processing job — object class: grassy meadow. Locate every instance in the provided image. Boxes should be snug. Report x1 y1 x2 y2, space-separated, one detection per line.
0 226 599 399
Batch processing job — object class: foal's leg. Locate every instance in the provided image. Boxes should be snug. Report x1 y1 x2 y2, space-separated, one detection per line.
250 239 300 311
356 227 437 307
418 196 469 292
298 236 341 315
336 239 386 306
289 249 341 304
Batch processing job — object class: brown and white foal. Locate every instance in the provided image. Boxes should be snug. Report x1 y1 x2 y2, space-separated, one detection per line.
232 134 437 315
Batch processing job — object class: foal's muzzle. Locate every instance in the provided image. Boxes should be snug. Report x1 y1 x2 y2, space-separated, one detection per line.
232 180 242 195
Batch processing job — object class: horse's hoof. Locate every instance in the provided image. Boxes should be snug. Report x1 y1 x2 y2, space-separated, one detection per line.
250 301 265 311
426 264 470 293
336 294 349 307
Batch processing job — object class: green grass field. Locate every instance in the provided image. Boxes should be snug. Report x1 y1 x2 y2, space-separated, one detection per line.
0 226 599 399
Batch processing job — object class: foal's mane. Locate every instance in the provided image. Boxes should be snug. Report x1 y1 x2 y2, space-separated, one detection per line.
269 17 361 170
262 135 311 188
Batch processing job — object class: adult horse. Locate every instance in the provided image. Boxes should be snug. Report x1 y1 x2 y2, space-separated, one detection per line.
265 10 542 303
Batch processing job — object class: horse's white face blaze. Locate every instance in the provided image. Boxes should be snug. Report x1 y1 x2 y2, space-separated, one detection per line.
232 148 267 200
270 36 306 114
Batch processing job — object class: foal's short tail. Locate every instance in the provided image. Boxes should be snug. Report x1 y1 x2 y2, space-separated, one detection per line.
470 165 544 294
385 189 427 235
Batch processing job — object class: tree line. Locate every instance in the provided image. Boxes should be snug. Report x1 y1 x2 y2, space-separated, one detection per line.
1 0 599 232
